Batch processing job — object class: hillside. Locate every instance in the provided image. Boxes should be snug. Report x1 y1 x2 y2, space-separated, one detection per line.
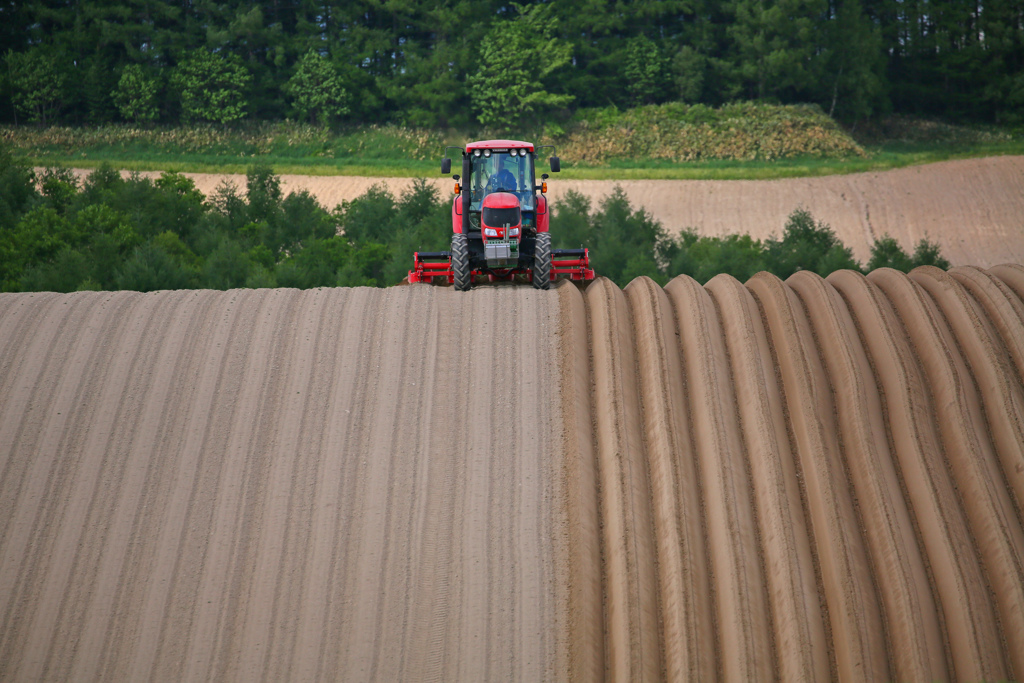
2 265 1024 680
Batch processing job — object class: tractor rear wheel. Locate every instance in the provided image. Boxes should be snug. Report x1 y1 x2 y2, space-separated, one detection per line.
452 233 471 291
532 232 552 290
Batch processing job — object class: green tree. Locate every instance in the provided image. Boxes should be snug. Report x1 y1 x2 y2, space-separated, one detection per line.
284 50 349 125
0 206 83 290
202 237 253 289
5 47 67 124
909 238 950 270
551 187 667 286
469 3 573 129
115 242 193 291
171 49 252 124
764 208 859 279
20 247 94 292
0 146 38 232
821 0 884 121
866 234 912 272
113 64 160 122
728 0 827 100
624 36 669 105
672 46 707 103
665 231 767 284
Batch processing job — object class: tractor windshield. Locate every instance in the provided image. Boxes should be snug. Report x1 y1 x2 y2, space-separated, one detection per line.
470 151 535 213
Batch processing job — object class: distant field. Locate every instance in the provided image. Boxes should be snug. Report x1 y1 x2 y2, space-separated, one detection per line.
59 154 1024 268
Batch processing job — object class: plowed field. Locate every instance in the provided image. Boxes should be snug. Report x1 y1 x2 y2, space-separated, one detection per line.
0 286 567 681
3 264 1024 682
557 265 1024 682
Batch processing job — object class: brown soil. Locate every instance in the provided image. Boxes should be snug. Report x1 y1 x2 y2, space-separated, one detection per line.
3 263 1024 681
557 265 1024 682
0 286 567 681
67 154 1024 266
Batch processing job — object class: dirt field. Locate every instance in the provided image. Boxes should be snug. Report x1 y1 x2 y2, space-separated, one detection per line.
0 286 567 682
2 264 1024 681
557 265 1024 682
70 154 1024 267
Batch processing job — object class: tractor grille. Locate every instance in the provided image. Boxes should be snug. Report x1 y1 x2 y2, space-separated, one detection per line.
482 206 520 228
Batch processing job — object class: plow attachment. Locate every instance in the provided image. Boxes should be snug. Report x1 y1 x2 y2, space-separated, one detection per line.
409 248 595 285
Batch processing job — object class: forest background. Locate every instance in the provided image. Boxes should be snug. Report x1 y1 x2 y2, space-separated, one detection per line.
1 0 1022 130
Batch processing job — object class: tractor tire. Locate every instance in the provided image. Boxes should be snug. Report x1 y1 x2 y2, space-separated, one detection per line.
452 233 471 291
532 232 552 290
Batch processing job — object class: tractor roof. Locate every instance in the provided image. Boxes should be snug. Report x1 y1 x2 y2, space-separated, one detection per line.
466 139 534 152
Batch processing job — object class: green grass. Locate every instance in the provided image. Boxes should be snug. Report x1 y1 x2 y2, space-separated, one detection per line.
26 142 1024 181
6 115 1022 181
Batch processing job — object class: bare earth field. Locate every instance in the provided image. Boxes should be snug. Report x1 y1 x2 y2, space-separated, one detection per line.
0 286 566 682
2 264 1024 681
69 154 1024 267
557 265 1024 681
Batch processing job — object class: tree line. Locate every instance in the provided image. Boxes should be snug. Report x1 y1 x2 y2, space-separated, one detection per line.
1 0 1020 130
0 149 947 294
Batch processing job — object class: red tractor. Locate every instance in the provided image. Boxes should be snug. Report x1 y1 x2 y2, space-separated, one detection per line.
408 140 594 290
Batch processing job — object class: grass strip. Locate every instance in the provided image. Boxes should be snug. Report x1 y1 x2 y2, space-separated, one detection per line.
25 141 1024 181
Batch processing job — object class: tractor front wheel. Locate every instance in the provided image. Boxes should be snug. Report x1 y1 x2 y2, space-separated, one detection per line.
532 232 552 290
452 233 471 291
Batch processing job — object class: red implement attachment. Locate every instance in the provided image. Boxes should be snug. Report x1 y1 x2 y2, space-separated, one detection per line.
408 248 595 284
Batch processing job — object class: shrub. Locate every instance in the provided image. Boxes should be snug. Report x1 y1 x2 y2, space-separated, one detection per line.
561 101 866 162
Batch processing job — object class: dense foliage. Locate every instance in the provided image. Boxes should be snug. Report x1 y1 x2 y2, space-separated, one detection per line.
0 150 948 293
0 1 1020 130
0 150 449 292
561 102 865 162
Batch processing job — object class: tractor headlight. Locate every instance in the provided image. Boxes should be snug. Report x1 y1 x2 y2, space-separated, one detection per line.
484 228 498 237
483 149 492 158
518 148 527 156
473 149 481 157
509 227 520 237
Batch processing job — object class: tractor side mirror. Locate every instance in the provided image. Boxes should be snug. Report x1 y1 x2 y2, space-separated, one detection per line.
549 156 561 173
441 157 452 174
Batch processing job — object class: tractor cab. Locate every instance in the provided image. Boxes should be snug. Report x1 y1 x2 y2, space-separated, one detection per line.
408 139 594 290
469 147 535 213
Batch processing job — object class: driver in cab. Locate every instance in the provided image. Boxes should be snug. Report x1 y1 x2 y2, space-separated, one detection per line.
488 154 518 192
